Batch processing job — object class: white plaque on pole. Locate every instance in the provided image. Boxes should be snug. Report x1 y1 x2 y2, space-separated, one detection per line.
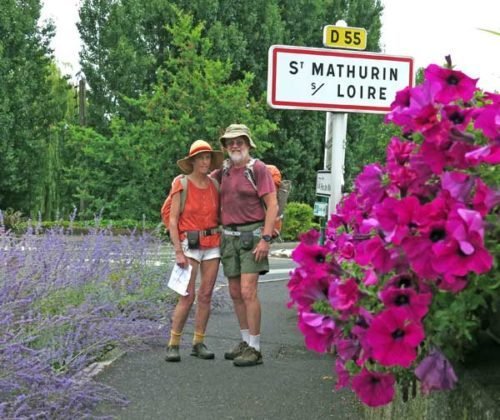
316 171 333 196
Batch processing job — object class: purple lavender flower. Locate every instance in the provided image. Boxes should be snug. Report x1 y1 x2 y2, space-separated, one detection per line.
0 221 182 417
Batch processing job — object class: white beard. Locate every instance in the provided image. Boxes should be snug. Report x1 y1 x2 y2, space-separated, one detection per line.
228 149 249 165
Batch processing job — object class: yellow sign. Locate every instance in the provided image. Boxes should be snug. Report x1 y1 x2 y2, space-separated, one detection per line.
323 25 367 50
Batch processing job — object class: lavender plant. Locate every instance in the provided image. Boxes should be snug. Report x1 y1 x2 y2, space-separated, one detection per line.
0 213 179 418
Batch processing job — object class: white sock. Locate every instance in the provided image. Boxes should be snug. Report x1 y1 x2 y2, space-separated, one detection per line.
249 334 260 351
240 329 250 344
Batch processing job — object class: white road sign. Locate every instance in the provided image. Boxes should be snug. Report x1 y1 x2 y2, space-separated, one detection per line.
267 45 414 113
316 170 333 196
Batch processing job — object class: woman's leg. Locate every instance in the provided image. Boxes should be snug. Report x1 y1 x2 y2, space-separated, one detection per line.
168 258 199 345
193 257 220 336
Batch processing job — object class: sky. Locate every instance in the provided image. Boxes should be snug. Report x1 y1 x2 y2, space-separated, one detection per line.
41 0 499 91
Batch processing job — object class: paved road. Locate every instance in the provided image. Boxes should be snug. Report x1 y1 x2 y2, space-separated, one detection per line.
95 249 363 419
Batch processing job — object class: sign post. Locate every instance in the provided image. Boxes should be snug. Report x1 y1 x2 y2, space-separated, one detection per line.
267 45 414 113
329 113 347 215
267 31 414 231
267 44 414 215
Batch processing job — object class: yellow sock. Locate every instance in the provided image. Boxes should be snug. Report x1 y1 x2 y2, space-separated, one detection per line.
168 331 182 346
193 331 205 345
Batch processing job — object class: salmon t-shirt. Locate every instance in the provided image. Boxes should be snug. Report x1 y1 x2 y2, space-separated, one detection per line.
171 177 220 248
213 160 275 226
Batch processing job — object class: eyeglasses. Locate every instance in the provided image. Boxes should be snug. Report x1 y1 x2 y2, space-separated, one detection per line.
225 138 246 147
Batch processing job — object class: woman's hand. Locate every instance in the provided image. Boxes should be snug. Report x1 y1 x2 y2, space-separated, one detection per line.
175 250 188 268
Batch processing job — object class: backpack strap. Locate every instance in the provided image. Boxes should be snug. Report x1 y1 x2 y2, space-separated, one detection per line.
179 175 188 214
221 157 259 192
244 158 258 191
208 176 220 192
221 158 232 178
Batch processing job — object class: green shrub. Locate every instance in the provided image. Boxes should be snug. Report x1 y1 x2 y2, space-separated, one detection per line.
281 202 319 241
1 208 23 230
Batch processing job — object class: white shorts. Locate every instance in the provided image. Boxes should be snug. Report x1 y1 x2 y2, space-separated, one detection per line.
181 239 221 263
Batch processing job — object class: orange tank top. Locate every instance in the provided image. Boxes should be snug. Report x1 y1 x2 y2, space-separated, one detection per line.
174 177 220 248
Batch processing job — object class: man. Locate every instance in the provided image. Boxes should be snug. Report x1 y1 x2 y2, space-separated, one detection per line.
214 124 278 367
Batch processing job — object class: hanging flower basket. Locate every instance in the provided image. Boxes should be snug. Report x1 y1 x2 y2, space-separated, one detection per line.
288 57 499 409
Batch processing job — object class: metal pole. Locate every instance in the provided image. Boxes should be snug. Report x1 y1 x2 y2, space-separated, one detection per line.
324 112 332 170
329 113 347 216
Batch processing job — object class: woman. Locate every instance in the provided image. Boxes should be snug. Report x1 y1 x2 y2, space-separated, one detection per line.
165 140 224 362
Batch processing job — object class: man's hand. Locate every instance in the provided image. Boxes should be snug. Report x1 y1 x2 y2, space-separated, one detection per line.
253 239 270 262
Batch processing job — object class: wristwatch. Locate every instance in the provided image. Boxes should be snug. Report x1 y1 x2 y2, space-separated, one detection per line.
262 234 272 243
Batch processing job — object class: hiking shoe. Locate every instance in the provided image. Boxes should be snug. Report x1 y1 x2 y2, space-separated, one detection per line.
224 341 249 360
190 343 215 360
165 345 181 362
233 346 263 367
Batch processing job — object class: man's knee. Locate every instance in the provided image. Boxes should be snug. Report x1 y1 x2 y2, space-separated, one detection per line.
241 283 258 303
228 280 242 301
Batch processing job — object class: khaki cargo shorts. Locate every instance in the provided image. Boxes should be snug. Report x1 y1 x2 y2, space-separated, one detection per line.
221 222 269 277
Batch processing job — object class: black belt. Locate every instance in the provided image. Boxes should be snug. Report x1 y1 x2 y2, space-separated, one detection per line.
183 227 220 237
223 221 264 231
200 227 220 236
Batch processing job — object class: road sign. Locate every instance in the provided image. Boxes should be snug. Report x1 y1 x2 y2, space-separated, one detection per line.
267 45 414 113
323 25 367 50
313 201 329 218
316 170 333 196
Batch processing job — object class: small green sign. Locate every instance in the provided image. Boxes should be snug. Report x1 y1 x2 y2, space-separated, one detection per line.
313 201 329 217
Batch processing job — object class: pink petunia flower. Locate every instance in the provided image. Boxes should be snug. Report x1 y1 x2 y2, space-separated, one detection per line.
424 64 478 103
355 164 387 207
335 337 361 361
334 359 351 390
441 105 474 131
402 197 451 280
363 269 378 286
440 171 474 203
415 349 458 394
297 311 338 353
287 270 332 311
472 178 500 217
328 278 360 311
292 241 341 281
355 236 395 274
328 192 365 231
352 368 396 407
473 93 500 140
436 273 468 293
387 137 416 167
386 82 439 134
374 196 421 245
432 208 493 276
365 307 425 368
465 143 500 165
379 287 432 320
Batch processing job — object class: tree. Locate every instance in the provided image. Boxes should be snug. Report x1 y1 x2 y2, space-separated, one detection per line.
75 0 386 215
0 0 55 216
66 10 276 220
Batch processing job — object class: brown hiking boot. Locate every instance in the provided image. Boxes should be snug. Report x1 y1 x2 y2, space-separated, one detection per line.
233 346 263 367
191 343 215 360
165 345 181 362
224 341 249 360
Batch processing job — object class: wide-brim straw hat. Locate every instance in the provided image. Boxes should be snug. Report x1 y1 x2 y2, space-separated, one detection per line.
219 124 256 149
177 140 224 174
